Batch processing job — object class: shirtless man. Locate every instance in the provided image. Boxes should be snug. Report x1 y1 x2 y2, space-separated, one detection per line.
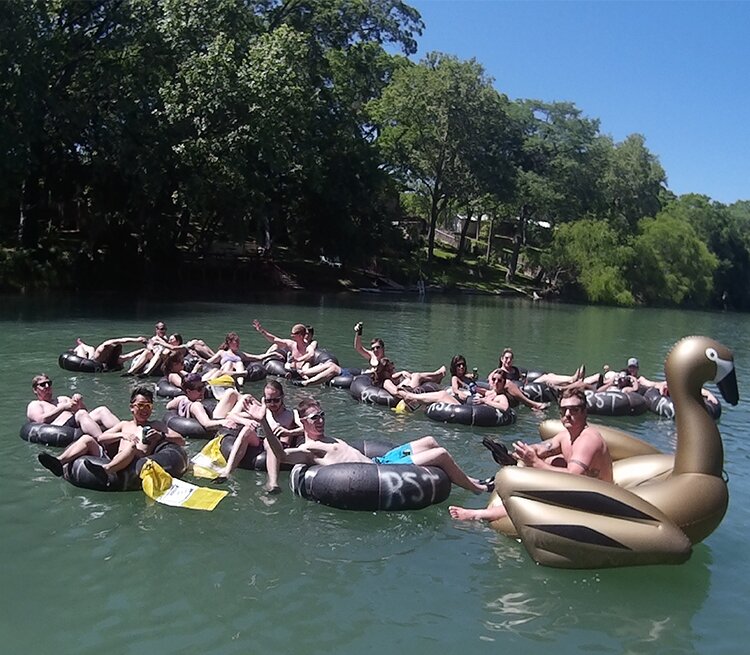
254 397 494 494
26 374 118 438
125 321 172 375
449 388 612 521
37 387 185 484
252 320 315 372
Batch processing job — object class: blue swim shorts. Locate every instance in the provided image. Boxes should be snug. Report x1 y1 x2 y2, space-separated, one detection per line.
372 443 413 465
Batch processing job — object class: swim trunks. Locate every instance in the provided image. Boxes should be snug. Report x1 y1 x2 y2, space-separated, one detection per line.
372 443 414 465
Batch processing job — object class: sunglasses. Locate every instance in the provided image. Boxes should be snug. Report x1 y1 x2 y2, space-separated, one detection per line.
132 402 154 410
264 397 283 403
559 404 585 416
303 411 326 422
36 381 52 389
371 345 383 351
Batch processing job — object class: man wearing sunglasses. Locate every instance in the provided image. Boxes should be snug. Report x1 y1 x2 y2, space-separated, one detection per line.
124 321 172 376
214 380 304 492
449 388 612 522
27 374 118 437
37 387 184 485
255 397 494 494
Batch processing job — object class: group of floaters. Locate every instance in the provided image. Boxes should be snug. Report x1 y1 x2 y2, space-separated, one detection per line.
23 318 739 568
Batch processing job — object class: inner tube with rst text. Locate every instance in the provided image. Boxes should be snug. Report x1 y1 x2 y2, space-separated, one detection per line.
585 390 647 416
289 440 451 511
642 386 721 420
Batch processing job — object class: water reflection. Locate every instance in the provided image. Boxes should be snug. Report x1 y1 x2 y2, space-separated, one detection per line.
480 543 712 653
3 294 747 654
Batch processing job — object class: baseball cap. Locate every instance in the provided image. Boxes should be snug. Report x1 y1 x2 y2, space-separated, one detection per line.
627 357 639 368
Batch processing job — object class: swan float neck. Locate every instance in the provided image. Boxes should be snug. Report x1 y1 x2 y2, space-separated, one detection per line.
666 336 738 477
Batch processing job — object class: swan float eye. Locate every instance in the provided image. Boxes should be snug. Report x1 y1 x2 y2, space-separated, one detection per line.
706 347 733 383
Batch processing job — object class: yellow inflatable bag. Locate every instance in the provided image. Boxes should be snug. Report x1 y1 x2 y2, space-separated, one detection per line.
140 460 227 511
191 436 227 479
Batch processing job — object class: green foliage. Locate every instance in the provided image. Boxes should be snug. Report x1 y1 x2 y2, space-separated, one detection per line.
544 220 635 305
653 194 750 308
0 247 73 292
368 52 518 263
0 0 744 306
632 215 717 306
600 134 666 231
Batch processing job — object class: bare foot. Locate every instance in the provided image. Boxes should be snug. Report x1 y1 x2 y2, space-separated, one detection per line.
264 483 282 495
449 505 481 521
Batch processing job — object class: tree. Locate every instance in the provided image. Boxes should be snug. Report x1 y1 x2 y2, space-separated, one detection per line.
542 219 635 306
631 214 717 306
501 100 607 282
600 133 666 232
656 194 750 309
368 52 518 264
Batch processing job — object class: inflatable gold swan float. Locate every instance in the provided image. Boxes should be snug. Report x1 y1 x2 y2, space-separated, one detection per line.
486 336 739 569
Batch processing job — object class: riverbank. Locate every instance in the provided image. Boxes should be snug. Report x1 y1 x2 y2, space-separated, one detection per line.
1 242 542 299
174 248 540 299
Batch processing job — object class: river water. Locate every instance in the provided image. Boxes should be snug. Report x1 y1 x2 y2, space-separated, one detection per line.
2 293 748 654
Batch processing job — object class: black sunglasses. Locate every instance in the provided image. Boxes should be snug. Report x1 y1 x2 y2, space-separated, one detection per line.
559 404 585 416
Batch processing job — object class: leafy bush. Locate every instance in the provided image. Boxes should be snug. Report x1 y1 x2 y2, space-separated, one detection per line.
0 247 73 292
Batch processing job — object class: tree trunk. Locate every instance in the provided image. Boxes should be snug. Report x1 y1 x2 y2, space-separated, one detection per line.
17 180 26 246
455 207 474 263
427 190 440 264
506 207 528 282
485 213 495 264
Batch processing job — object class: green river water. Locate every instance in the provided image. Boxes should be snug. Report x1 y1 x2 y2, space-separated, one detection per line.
2 292 748 654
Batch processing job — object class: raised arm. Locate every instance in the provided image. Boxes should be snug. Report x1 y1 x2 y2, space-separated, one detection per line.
353 323 372 362
253 320 292 349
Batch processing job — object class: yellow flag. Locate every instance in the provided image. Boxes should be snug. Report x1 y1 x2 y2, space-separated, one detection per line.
140 460 227 511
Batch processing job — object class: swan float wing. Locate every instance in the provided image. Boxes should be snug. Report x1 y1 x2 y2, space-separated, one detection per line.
497 467 692 569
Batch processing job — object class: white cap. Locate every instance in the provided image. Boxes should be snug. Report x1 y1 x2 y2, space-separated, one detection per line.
627 357 639 368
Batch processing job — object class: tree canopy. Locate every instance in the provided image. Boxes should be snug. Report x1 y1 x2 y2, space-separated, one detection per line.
0 0 747 310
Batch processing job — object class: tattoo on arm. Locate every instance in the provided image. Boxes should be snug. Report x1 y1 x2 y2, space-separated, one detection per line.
569 458 590 472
